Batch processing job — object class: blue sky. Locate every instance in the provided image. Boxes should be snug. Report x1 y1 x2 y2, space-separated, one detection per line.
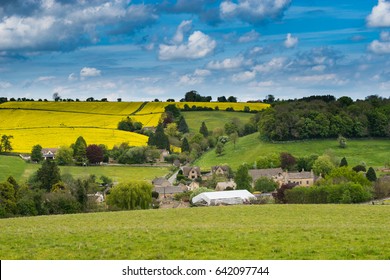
0 0 389 101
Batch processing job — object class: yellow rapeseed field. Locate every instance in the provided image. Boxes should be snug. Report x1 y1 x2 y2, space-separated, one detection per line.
0 127 148 153
0 101 143 115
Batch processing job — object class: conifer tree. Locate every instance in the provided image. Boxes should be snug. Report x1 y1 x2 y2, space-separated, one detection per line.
366 167 377 182
199 121 209 137
182 137 190 152
178 116 189 134
339 157 348 167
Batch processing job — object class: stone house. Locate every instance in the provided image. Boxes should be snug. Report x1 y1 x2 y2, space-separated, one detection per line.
215 180 237 191
41 148 58 160
182 166 201 180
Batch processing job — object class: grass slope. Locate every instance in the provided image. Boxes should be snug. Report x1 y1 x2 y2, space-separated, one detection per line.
182 111 254 133
195 133 390 170
0 156 168 183
1 205 389 260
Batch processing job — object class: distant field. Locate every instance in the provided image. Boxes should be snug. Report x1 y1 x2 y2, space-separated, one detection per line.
1 205 389 259
0 101 143 115
136 101 269 115
182 111 254 133
195 133 390 170
0 156 168 183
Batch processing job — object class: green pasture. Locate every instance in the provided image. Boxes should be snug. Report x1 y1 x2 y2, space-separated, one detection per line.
195 133 390 170
182 111 254 133
1 205 389 260
0 156 169 183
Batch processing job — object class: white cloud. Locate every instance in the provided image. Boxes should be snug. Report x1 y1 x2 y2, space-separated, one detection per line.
289 74 348 85
238 30 260 43
220 0 291 25
36 76 55 82
284 33 298 48
159 31 216 60
312 65 326 72
254 57 287 73
380 31 390 41
249 80 275 87
368 40 390 54
68 73 78 81
232 70 256 82
207 56 248 70
367 0 390 27
178 68 211 86
0 81 12 89
80 67 101 78
173 20 192 44
0 1 158 52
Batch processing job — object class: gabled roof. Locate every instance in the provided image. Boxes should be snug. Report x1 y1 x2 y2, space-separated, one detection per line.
211 165 230 173
153 186 183 195
192 190 255 206
287 171 314 179
249 168 283 181
182 166 201 176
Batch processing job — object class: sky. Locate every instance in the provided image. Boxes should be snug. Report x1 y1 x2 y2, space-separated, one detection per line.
0 0 390 102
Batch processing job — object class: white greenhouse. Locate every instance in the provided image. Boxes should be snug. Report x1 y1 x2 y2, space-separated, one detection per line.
191 190 256 206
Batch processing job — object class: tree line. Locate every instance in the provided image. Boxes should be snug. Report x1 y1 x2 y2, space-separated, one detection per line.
256 95 390 141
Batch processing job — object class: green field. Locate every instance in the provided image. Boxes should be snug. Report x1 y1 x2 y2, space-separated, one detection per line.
195 133 390 170
0 205 389 260
182 111 254 133
0 156 169 183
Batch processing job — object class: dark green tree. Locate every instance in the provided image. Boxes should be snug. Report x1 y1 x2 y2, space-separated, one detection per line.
182 137 190 152
36 160 61 192
0 135 13 152
177 116 189 134
235 164 252 191
148 123 170 150
0 181 17 216
339 157 348 167
73 136 87 165
31 144 43 162
199 121 209 137
164 104 181 119
215 142 224 156
366 167 377 182
230 132 239 150
254 177 278 193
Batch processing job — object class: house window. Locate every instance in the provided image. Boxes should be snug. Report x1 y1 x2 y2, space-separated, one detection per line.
306 180 309 185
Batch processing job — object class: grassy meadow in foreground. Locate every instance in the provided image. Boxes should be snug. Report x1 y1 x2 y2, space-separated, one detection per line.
195 133 390 170
0 205 389 260
0 156 169 183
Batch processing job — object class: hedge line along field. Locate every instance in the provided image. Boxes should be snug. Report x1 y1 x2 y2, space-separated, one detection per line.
0 127 148 153
195 133 390 170
135 101 270 114
1 205 389 260
0 155 169 183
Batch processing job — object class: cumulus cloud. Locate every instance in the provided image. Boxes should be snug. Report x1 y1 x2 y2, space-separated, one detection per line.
80 67 101 78
173 20 193 44
368 31 390 54
368 40 390 54
232 70 256 82
238 30 260 43
159 31 216 60
254 57 288 73
366 0 390 27
178 68 211 85
284 33 298 48
207 56 248 70
220 0 291 25
0 0 158 52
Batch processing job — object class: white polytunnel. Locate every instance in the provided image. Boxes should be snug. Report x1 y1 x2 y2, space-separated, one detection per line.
191 190 256 206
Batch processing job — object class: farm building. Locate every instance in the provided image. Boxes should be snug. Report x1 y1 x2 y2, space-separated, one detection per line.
192 190 255 206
